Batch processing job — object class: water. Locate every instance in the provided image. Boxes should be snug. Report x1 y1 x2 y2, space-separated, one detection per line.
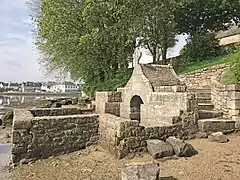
0 94 78 109
0 144 11 179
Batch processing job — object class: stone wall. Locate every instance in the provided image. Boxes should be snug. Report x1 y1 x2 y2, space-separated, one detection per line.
95 92 122 114
179 64 228 89
30 108 83 117
211 78 240 127
12 109 99 165
98 113 198 159
141 93 198 126
105 102 121 116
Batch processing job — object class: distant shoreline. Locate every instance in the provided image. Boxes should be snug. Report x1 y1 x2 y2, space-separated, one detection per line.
0 92 80 97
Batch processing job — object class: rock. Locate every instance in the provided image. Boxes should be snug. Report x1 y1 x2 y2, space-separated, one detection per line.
147 139 174 159
172 116 182 124
3 133 10 139
37 101 53 108
51 102 62 108
166 137 198 157
121 162 160 180
2 111 13 127
208 132 229 143
195 132 208 139
0 118 2 126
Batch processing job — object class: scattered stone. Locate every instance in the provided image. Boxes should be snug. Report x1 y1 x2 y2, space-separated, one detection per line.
166 137 198 157
172 116 182 124
51 102 62 108
121 162 160 180
1 111 13 127
3 133 10 139
147 139 174 159
195 132 208 139
208 132 229 143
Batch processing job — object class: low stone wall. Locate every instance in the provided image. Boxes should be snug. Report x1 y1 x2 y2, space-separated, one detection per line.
179 64 228 89
30 108 83 117
12 109 99 165
98 113 198 159
211 78 240 127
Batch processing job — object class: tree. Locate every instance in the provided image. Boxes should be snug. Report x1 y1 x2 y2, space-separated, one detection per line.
175 0 240 36
136 0 180 63
29 0 136 95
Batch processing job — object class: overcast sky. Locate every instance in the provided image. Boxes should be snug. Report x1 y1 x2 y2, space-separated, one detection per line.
0 0 44 82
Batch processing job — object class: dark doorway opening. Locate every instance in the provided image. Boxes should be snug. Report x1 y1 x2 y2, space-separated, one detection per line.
130 95 144 122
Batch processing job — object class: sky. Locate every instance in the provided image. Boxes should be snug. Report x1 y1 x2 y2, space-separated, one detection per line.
0 0 44 82
0 0 187 83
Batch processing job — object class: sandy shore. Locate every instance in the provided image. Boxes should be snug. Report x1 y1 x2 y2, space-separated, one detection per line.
10 134 240 180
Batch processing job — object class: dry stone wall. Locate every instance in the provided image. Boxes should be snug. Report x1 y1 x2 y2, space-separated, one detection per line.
12 109 99 165
211 78 240 128
30 108 83 117
98 113 198 159
95 92 122 115
179 64 228 89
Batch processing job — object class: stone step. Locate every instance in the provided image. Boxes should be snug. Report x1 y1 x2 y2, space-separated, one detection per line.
199 110 223 119
197 98 212 104
198 118 235 133
198 103 214 111
196 92 211 99
187 86 211 92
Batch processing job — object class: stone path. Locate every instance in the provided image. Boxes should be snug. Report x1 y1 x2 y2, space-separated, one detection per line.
0 143 11 180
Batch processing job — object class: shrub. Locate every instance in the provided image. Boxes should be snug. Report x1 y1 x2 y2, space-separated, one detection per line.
181 32 222 62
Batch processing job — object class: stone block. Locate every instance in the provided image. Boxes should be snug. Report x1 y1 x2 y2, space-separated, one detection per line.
166 137 198 157
121 163 160 180
208 132 228 143
147 139 174 159
198 119 235 133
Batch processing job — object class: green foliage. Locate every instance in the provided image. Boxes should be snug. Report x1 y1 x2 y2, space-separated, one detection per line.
82 68 133 96
180 33 221 62
175 0 240 36
137 0 180 62
32 0 136 95
177 49 240 75
221 44 240 84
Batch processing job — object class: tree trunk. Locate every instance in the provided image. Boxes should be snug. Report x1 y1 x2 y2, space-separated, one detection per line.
162 47 167 65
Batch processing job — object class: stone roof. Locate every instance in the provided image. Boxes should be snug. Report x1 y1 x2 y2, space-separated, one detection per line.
140 64 183 89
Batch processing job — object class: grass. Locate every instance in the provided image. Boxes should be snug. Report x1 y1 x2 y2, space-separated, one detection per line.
177 51 240 75
220 70 239 84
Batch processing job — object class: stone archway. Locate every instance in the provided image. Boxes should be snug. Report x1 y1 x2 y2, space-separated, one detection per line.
130 95 144 122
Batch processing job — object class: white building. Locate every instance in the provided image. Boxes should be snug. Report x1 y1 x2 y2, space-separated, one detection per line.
8 82 19 90
50 81 80 93
41 81 56 92
0 82 8 89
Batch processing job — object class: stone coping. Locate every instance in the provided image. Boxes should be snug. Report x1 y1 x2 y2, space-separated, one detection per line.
13 108 97 122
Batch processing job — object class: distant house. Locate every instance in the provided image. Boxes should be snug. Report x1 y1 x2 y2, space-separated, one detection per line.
21 82 42 92
0 82 9 89
8 82 19 90
216 26 240 46
50 81 80 93
41 81 56 92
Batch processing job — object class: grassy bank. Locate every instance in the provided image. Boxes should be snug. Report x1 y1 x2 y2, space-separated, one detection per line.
177 51 240 75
